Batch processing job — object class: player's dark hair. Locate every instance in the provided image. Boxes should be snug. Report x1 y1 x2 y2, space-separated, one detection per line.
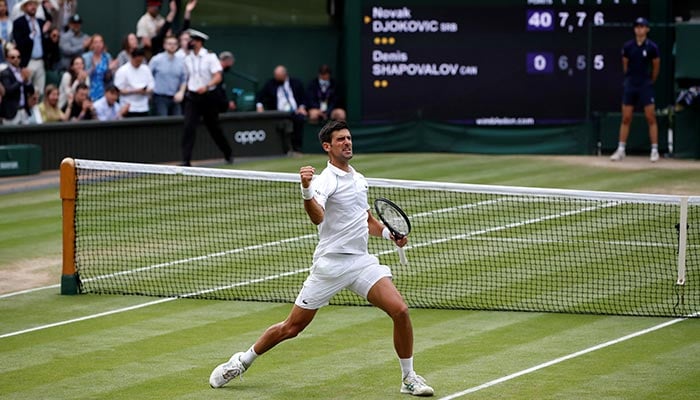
318 119 348 144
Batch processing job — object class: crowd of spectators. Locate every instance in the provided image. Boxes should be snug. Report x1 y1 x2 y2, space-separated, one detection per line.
0 0 193 124
0 0 347 148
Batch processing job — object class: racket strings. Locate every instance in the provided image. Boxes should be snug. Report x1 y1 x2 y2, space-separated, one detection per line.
379 205 410 235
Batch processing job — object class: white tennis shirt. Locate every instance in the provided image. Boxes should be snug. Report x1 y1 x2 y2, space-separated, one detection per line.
311 161 370 259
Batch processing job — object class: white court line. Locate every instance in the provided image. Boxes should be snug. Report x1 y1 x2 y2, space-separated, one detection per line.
0 284 60 299
437 315 695 400
0 297 176 339
0 266 313 339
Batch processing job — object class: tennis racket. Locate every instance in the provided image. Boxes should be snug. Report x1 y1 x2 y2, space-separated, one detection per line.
374 197 411 265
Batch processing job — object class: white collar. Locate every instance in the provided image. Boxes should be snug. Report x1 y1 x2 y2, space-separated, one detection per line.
327 160 354 177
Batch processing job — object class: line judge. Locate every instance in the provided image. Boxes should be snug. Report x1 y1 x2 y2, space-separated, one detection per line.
181 28 233 167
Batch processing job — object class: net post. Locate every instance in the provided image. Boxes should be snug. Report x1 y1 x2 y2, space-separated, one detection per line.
676 197 688 287
60 158 79 295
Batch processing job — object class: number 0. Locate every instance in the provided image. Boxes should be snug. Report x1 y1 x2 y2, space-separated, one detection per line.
534 54 547 71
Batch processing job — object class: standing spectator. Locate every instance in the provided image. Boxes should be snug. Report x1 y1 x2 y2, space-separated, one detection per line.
181 29 233 166
610 17 661 163
136 0 164 52
116 33 138 68
174 0 197 58
149 34 184 116
307 64 346 123
113 47 154 117
42 25 60 71
0 46 32 124
82 33 117 100
149 0 177 56
256 65 307 153
12 0 48 96
0 0 13 64
215 50 236 112
93 84 129 121
10 0 50 22
52 0 77 32
61 81 93 120
174 28 189 59
58 13 89 70
58 54 88 108
38 82 66 121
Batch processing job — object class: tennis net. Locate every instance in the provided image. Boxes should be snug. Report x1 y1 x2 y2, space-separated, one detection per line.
61 158 700 317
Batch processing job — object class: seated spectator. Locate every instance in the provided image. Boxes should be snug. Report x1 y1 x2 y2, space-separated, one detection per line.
62 81 94 120
17 83 41 123
0 41 15 70
58 54 89 109
149 34 185 116
0 0 13 64
116 32 138 68
113 47 154 117
58 13 89 70
256 65 307 153
93 84 129 121
307 64 346 123
0 47 33 125
82 33 118 100
38 83 67 122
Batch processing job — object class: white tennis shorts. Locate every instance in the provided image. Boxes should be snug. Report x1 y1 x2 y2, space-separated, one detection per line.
294 253 392 310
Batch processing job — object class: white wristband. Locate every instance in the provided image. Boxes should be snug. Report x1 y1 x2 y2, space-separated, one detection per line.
382 227 392 240
301 185 313 200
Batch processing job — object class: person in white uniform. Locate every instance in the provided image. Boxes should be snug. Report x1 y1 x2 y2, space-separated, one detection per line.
208 119 435 397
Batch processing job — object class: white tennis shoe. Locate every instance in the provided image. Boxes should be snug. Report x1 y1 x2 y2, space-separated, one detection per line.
401 371 434 396
650 149 660 162
209 352 247 388
610 148 625 161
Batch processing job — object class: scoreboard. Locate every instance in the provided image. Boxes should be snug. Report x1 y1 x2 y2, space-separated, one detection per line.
359 0 650 125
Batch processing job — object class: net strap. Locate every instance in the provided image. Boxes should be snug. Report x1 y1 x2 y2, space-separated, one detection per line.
677 196 689 286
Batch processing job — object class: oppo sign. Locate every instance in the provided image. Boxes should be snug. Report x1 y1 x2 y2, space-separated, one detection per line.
233 130 267 145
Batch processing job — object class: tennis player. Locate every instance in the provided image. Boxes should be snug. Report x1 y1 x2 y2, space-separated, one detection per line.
209 119 434 396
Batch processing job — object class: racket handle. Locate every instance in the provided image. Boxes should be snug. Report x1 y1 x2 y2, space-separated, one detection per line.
398 247 408 265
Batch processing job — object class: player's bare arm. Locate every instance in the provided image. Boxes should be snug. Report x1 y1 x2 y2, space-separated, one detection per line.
300 165 324 225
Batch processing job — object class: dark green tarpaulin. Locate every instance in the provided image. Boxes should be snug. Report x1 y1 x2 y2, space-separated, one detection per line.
303 120 595 155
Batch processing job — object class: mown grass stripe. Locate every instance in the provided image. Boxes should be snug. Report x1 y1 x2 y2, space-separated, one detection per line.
437 316 693 400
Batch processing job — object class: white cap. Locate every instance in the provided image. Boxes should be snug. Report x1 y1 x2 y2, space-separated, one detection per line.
186 29 210 42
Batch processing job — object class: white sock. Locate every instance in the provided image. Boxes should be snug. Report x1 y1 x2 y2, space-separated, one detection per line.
651 144 659 151
618 142 626 151
240 345 258 367
399 357 414 379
